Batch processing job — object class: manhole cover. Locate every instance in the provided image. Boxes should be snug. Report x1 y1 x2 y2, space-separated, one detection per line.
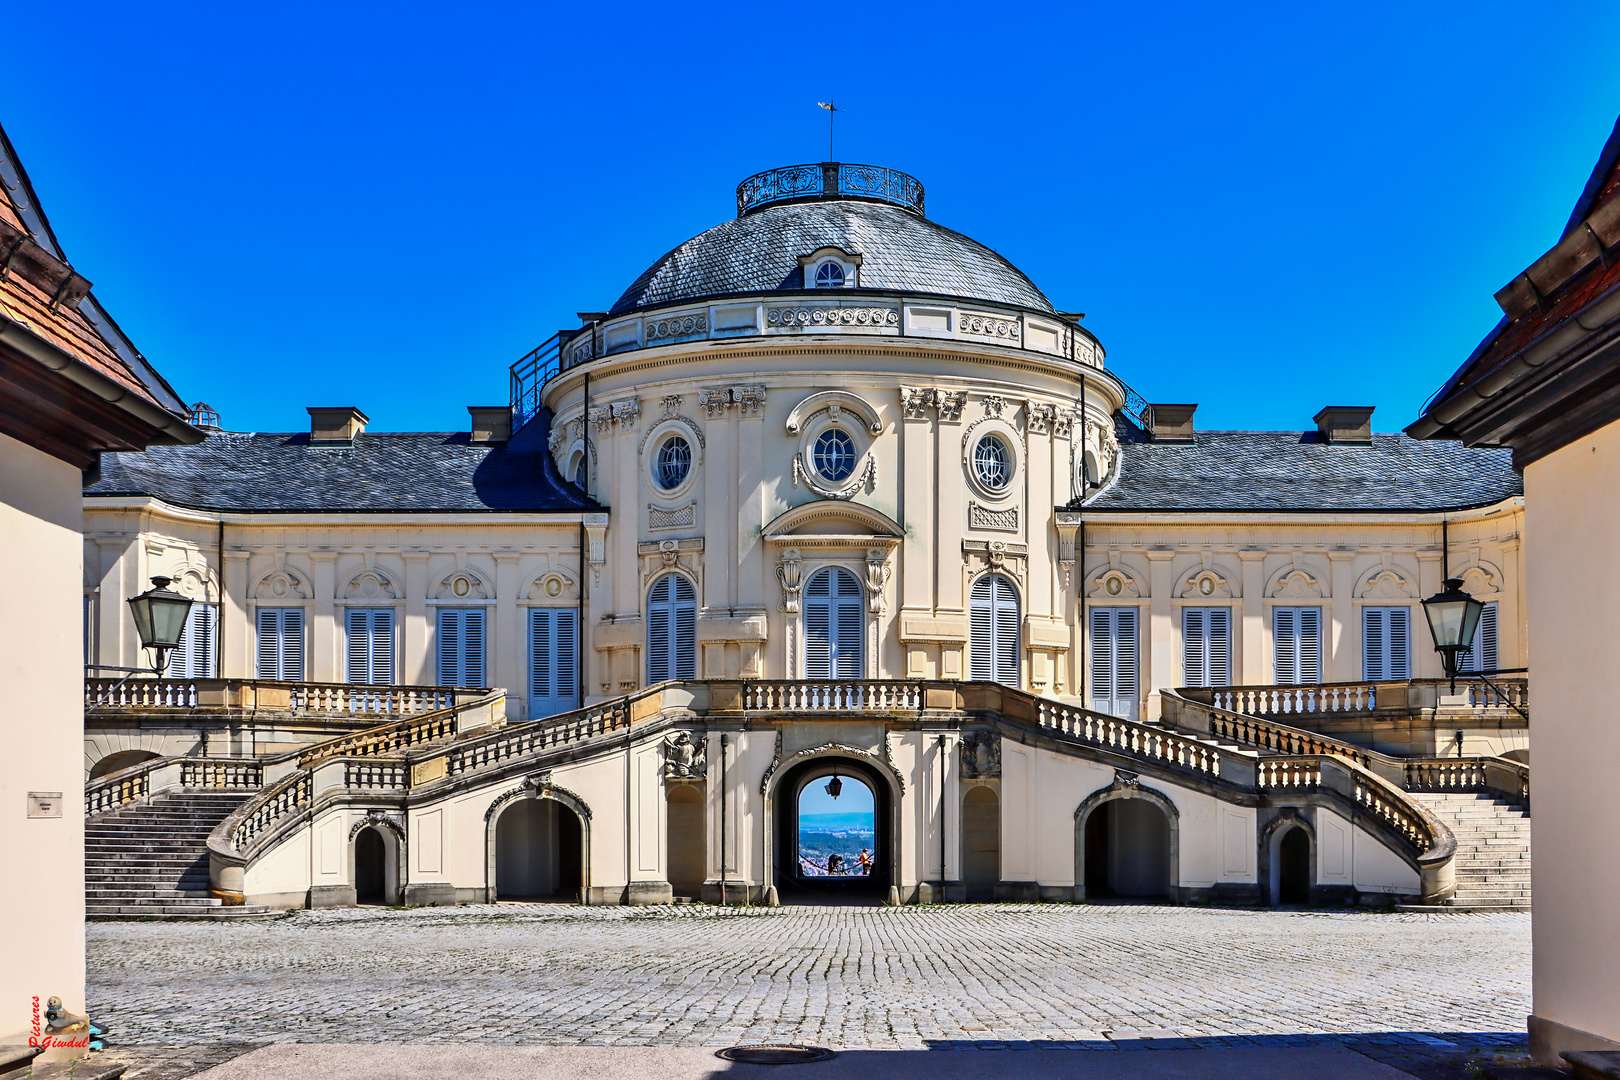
715 1044 836 1065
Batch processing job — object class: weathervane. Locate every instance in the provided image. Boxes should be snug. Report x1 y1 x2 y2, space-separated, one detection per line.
817 100 842 161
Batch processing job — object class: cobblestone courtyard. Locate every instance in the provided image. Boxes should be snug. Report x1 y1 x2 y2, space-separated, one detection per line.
87 903 1530 1055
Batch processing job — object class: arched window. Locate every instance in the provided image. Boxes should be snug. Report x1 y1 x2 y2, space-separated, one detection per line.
804 567 863 678
815 261 845 288
970 574 1020 685
647 574 696 682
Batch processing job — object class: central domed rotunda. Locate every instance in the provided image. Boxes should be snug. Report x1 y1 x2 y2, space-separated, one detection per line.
610 164 1054 316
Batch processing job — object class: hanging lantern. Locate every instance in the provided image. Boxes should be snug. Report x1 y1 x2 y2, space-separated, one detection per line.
126 576 195 673
825 774 843 799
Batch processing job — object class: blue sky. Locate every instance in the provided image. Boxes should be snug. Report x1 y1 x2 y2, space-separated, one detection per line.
5 2 1618 434
799 775 874 819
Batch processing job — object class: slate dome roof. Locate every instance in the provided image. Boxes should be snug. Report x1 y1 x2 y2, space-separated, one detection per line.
608 199 1055 316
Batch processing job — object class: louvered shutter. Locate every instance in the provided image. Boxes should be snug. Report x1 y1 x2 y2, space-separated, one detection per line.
1274 606 1322 685
346 609 394 685
647 574 696 683
971 575 1020 686
437 608 486 686
1364 606 1411 681
1183 607 1231 688
1459 601 1499 673
1274 607 1297 685
1089 607 1138 719
256 608 304 681
804 568 863 679
529 608 579 717
169 604 216 678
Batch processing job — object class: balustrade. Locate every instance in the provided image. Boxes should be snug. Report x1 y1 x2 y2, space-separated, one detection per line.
86 678 197 710
1035 699 1222 778
1212 682 1377 717
232 773 312 853
181 760 263 790
744 680 922 713
86 677 459 717
1257 758 1322 790
345 762 407 790
448 699 631 778
1203 709 1371 767
85 767 151 817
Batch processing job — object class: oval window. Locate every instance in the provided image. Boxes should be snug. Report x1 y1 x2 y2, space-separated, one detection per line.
813 428 856 481
973 434 1011 490
656 436 692 489
815 262 845 288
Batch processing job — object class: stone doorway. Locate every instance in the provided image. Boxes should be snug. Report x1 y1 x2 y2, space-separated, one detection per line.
962 785 1000 901
1083 797 1171 899
1276 826 1311 905
774 757 889 904
495 798 583 901
354 827 387 904
666 784 705 899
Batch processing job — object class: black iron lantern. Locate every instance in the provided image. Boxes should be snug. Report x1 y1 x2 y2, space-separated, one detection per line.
126 576 194 674
825 774 843 800
1421 577 1485 690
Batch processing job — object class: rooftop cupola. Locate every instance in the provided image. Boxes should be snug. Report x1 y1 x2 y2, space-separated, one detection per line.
1315 406 1375 445
736 162 925 218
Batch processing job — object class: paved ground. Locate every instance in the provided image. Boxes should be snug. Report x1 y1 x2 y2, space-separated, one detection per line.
87 904 1534 1078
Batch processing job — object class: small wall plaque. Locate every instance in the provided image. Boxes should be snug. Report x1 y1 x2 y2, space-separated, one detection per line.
28 792 64 818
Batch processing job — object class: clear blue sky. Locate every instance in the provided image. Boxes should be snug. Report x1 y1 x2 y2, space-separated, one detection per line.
799 775 874 819
5 2 1617 435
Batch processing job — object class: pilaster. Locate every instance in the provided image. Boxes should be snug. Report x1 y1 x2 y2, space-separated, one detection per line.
222 549 251 679
1239 550 1265 684
1146 550 1174 718
310 553 338 683
493 552 521 700
1328 551 1357 682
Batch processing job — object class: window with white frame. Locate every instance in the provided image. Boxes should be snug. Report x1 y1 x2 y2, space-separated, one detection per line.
255 608 305 681
804 567 864 679
1273 606 1322 685
1363 606 1412 681
437 608 486 687
1457 601 1499 673
647 573 696 682
167 604 217 679
969 574 1020 686
1182 606 1231 688
814 261 845 288
1090 607 1140 720
529 608 579 718
345 608 395 685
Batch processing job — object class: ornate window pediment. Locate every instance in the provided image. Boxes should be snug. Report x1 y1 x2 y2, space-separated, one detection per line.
1178 568 1234 599
1268 568 1324 599
435 570 489 601
344 569 397 601
1088 568 1141 599
1358 568 1415 599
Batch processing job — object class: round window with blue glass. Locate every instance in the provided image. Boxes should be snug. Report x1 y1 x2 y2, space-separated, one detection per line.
655 435 691 490
973 434 1012 491
813 428 856 482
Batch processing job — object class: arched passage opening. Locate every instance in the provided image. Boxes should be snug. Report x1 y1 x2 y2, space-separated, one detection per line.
962 785 1000 901
1082 797 1172 900
495 798 584 901
773 756 891 904
90 750 162 780
666 784 706 900
354 827 387 905
1266 821 1314 906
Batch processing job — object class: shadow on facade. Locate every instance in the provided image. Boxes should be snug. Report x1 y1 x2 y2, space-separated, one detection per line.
495 798 584 901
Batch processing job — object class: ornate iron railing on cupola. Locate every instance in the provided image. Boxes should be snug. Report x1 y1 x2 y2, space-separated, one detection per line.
735 162 926 218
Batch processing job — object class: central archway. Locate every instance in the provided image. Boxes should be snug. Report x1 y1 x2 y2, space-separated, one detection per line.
492 797 584 902
773 755 893 904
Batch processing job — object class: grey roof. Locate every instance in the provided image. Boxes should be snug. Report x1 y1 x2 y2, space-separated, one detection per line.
1080 428 1523 513
610 200 1054 316
85 414 592 513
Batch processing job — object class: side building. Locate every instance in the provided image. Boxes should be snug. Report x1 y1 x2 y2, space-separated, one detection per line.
0 122 199 1053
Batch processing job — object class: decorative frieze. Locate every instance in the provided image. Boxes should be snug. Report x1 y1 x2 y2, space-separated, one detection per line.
936 390 966 422
698 385 767 417
766 306 898 328
1028 403 1057 435
588 406 615 433
901 386 932 420
646 314 707 341
660 394 683 418
981 395 1007 419
968 501 1019 533
612 399 640 430
792 453 875 500
959 313 1020 340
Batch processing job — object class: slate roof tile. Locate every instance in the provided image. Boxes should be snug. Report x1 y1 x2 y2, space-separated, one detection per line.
610 200 1054 315
1081 429 1522 513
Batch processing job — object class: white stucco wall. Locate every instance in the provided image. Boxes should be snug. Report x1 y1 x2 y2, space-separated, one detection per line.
0 433 87 1045
1524 418 1620 1048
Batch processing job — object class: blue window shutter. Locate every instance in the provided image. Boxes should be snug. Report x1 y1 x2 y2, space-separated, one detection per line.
348 609 394 685
555 609 578 699
969 576 993 681
1183 607 1206 687
1299 606 1321 684
1274 606 1297 684
647 574 695 683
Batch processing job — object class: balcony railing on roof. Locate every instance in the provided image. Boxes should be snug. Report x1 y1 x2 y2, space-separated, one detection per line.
736 162 925 218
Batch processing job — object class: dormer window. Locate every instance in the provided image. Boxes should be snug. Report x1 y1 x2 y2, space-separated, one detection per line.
815 261 845 288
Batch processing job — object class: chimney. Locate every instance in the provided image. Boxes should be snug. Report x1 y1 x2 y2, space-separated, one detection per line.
1147 403 1197 443
1314 406 1374 445
468 405 511 444
308 406 369 446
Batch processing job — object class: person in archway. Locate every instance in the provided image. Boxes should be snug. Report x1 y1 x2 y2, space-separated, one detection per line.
857 848 873 875
827 853 844 875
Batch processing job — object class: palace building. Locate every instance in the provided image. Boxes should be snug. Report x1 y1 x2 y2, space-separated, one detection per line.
79 162 1532 914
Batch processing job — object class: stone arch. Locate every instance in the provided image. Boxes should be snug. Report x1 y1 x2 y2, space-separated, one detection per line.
343 568 398 601
1357 567 1415 599
1259 810 1316 906
483 777 593 904
1266 566 1325 599
253 567 308 601
89 749 163 781
348 813 405 905
785 390 883 436
762 501 904 541
761 741 904 900
1073 773 1181 902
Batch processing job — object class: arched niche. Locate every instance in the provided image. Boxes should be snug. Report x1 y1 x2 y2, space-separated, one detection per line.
1073 774 1181 903
483 779 593 904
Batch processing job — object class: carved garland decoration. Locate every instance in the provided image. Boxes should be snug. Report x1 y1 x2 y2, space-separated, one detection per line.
484 772 594 823
758 740 901 796
348 811 406 842
792 453 876 500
